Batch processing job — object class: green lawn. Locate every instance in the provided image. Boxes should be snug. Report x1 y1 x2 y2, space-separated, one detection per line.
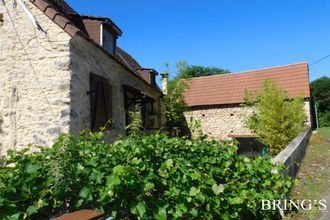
285 127 330 220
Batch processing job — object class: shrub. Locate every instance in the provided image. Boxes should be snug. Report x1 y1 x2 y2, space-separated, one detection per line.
164 78 189 133
0 131 293 219
319 112 330 127
311 76 330 127
244 79 306 156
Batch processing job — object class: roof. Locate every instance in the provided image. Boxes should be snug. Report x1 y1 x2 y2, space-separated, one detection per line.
184 63 311 107
30 0 83 36
30 0 162 93
81 15 122 36
115 47 142 71
45 0 76 14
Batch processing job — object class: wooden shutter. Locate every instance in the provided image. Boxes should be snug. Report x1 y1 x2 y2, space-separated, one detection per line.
143 99 155 129
90 74 112 131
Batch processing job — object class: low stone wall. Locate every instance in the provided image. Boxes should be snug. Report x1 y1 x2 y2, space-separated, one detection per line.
271 128 312 177
184 101 311 141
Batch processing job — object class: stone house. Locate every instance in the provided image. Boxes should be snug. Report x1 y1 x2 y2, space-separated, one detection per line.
184 63 315 152
0 0 165 153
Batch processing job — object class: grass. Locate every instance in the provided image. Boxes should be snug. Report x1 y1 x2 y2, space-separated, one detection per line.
285 127 330 220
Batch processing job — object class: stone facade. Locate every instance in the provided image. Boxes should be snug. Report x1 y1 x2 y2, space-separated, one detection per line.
184 101 312 141
0 0 164 154
68 35 163 141
0 0 72 153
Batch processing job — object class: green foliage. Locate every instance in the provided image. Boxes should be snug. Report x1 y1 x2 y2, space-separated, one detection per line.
164 78 189 130
164 61 229 134
311 76 330 127
311 76 330 113
0 131 293 219
318 112 330 127
175 60 230 79
126 106 143 136
245 79 306 156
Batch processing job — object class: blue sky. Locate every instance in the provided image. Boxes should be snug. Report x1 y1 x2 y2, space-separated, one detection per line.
67 0 330 82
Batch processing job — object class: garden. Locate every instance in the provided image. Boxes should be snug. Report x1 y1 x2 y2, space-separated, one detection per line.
0 128 293 219
0 65 322 219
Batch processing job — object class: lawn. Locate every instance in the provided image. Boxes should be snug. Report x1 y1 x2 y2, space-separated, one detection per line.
285 127 330 220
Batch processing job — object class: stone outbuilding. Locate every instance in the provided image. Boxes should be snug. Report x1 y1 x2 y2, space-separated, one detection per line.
184 63 315 152
0 0 165 153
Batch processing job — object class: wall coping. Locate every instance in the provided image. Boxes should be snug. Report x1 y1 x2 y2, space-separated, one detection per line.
271 128 312 176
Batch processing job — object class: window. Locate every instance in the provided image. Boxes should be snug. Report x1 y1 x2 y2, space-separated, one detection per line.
123 85 156 133
90 74 112 131
101 27 116 55
142 97 156 129
236 138 265 156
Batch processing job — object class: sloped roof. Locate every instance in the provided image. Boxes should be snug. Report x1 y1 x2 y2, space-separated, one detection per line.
30 0 85 36
81 15 122 36
29 0 162 93
115 47 143 71
45 0 76 14
184 63 311 107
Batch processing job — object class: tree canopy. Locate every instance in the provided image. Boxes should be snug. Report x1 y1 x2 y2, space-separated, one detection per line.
311 76 330 127
174 61 229 80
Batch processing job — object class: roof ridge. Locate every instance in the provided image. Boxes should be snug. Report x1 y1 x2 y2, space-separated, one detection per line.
189 62 309 80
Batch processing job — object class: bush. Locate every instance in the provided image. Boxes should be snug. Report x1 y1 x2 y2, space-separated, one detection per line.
164 77 189 134
311 76 330 127
0 131 293 219
244 79 306 156
319 112 330 127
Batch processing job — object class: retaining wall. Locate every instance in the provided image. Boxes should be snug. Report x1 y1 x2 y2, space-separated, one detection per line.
271 128 312 177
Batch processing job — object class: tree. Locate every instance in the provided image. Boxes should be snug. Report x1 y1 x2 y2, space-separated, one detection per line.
245 79 306 156
175 60 229 80
311 76 330 127
164 61 229 135
164 79 188 130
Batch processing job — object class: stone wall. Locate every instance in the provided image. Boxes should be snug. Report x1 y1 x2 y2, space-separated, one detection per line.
271 128 312 177
0 0 72 153
184 105 255 140
69 35 164 142
0 0 165 153
304 100 312 126
185 101 311 140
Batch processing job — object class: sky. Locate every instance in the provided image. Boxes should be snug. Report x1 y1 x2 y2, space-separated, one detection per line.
66 0 330 82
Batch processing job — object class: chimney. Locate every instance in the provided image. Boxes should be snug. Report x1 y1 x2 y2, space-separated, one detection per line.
161 72 169 95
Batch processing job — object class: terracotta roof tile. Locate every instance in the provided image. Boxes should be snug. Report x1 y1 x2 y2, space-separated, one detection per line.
81 15 122 37
45 0 76 15
44 7 58 20
184 63 311 107
115 47 143 72
30 0 162 93
32 0 48 11
30 0 81 37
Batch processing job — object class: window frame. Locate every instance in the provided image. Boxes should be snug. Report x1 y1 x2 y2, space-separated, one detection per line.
123 85 156 133
89 73 113 131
